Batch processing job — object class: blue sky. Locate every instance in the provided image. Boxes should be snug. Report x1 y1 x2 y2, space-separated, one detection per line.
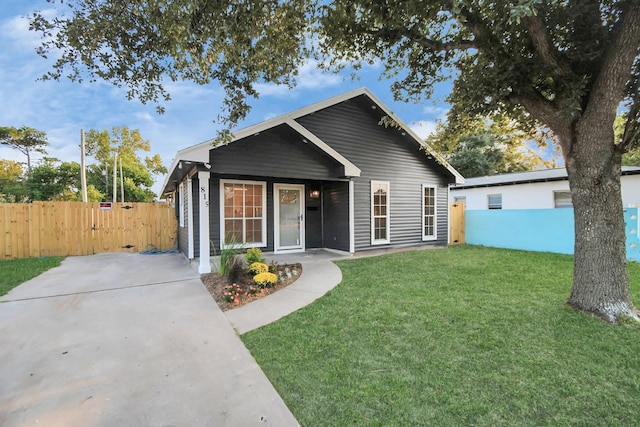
1 1 454 195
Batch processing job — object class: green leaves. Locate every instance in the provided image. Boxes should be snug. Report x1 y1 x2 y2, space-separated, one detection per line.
84 127 165 202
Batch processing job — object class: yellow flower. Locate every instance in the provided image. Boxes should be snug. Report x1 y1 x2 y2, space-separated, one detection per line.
248 262 269 275
254 272 278 288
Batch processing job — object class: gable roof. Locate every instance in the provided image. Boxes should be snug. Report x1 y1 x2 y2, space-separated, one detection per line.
452 166 640 190
161 87 463 195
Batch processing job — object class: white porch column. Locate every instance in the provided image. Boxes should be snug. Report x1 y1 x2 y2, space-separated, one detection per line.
349 179 355 253
187 176 194 259
198 171 211 274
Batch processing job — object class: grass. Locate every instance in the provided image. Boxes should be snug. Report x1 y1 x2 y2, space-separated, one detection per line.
0 256 64 296
242 246 640 426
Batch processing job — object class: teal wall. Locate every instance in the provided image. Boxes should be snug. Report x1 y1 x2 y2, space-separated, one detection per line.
466 208 639 262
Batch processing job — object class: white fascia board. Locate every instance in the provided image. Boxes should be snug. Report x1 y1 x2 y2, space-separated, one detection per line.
361 88 465 185
284 118 361 177
160 141 212 196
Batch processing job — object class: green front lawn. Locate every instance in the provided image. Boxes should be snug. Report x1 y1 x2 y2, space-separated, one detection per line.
0 256 64 296
242 246 640 426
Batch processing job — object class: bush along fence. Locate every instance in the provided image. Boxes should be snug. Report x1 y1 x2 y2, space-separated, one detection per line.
0 201 177 260
465 207 639 262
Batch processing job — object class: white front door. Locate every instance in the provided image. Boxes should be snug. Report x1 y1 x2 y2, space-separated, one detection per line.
274 184 305 252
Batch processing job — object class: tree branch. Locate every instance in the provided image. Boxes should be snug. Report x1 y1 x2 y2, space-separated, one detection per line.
367 27 476 52
510 93 573 151
583 1 640 121
524 14 572 76
399 28 477 51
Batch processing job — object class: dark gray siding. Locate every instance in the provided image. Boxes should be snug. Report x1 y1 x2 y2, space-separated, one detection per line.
210 125 343 179
305 182 323 248
298 99 449 250
207 175 337 253
437 185 449 242
177 182 189 257
191 176 201 257
322 181 350 251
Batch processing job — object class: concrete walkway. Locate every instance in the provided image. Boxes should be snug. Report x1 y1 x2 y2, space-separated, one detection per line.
0 252 298 427
225 249 349 334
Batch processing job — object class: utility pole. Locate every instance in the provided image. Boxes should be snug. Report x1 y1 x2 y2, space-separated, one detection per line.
113 152 118 203
80 129 88 202
120 156 124 202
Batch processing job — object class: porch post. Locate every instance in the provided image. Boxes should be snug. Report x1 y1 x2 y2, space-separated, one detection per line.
187 176 194 259
349 179 355 253
198 170 211 274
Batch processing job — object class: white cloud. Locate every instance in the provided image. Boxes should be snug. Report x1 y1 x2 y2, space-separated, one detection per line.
421 105 449 116
255 60 343 97
409 120 439 140
1 8 57 51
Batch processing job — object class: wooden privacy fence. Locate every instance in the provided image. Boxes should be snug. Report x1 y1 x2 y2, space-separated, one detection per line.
449 201 465 245
0 202 177 260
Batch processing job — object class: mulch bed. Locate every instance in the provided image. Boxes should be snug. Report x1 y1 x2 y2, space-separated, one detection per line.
201 263 302 311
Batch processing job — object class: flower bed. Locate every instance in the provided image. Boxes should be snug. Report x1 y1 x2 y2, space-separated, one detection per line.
201 262 302 311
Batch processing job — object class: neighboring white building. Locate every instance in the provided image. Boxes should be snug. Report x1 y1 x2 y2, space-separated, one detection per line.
450 167 640 210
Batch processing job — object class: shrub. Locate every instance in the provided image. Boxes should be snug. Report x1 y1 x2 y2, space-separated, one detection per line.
254 272 278 289
218 235 244 278
223 283 243 304
269 260 279 273
248 262 269 275
245 247 266 265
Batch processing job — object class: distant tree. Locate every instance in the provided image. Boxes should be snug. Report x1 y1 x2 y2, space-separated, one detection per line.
84 127 166 202
0 159 24 191
615 113 640 166
0 126 48 173
27 158 82 201
447 133 521 177
428 112 559 177
0 159 27 202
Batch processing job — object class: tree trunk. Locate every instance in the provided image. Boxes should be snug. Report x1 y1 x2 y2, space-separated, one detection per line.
565 120 637 323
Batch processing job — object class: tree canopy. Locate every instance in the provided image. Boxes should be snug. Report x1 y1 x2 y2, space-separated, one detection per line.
31 1 640 321
0 126 48 173
84 126 167 202
0 126 166 202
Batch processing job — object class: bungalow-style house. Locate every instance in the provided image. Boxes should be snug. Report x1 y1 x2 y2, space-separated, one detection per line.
450 167 640 209
161 88 464 273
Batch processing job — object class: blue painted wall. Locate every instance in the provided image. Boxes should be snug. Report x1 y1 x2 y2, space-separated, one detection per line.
626 208 639 262
466 208 639 262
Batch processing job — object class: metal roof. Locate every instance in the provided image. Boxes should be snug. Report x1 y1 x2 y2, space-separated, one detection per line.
452 166 640 189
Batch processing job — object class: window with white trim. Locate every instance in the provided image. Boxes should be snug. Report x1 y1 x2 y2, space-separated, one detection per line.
422 185 437 240
554 191 572 208
371 181 390 244
220 180 266 247
488 194 502 210
178 181 185 227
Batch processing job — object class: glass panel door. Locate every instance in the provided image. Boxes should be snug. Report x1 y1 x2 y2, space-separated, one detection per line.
275 184 305 251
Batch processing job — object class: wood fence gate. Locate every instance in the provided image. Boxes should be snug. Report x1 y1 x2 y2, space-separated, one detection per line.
449 201 465 245
0 202 177 260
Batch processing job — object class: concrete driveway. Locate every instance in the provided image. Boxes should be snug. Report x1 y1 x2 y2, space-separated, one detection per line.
0 252 298 427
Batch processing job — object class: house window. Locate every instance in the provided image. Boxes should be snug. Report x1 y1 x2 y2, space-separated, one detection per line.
220 180 266 247
422 185 437 241
454 196 466 204
178 181 185 227
488 194 502 210
554 191 573 208
371 181 390 244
